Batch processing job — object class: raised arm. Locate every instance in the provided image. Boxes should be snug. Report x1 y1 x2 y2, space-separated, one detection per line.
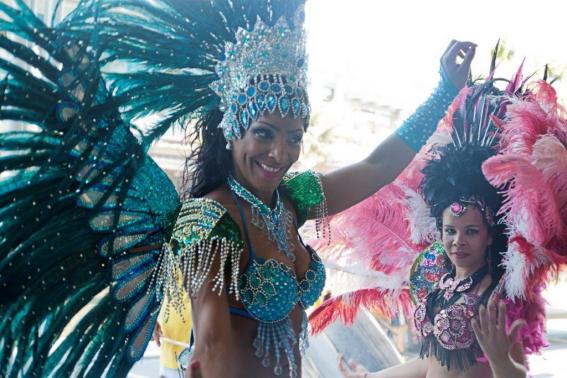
321 40 476 216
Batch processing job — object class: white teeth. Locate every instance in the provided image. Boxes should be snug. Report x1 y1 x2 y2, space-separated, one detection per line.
259 163 280 173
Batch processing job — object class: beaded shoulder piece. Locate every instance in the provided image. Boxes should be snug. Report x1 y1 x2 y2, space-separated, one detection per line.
280 171 328 230
409 242 452 304
157 198 243 307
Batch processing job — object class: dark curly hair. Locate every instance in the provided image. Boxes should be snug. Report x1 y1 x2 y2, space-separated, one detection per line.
182 108 232 199
421 144 502 223
183 101 311 199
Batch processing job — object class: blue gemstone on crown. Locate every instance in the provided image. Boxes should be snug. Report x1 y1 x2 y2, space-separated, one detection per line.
246 86 257 97
280 96 290 116
229 118 241 139
248 102 259 120
259 81 270 91
257 94 266 112
211 8 309 142
267 94 277 112
240 110 249 127
292 98 301 117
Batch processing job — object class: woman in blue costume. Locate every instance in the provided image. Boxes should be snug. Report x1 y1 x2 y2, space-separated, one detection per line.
169 30 475 378
0 0 472 377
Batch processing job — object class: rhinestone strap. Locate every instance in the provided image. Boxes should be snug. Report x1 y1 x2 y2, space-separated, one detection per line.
312 172 330 241
228 174 295 261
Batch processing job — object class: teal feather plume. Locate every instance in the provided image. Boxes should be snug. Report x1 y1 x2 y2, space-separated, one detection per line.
62 0 306 146
0 1 180 376
1 0 307 376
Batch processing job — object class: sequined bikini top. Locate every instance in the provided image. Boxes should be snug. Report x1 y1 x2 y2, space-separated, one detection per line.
409 244 488 370
413 284 485 370
169 170 327 301
234 192 326 322
414 290 479 351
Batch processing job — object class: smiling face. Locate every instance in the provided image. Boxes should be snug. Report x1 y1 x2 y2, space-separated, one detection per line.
441 205 493 275
231 113 304 203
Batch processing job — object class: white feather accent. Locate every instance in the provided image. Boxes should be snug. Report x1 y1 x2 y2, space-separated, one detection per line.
404 187 437 244
322 257 407 294
426 128 452 148
502 242 528 300
503 237 551 300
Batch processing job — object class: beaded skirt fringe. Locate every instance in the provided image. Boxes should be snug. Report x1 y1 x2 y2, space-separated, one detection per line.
419 336 483 371
253 311 309 378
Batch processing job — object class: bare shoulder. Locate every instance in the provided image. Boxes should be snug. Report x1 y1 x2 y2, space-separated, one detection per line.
204 185 246 232
204 185 235 211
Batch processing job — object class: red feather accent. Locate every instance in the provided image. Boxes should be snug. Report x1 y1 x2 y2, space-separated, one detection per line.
505 58 524 94
505 291 548 355
531 80 558 115
308 288 413 335
502 233 565 301
499 102 551 155
309 157 434 333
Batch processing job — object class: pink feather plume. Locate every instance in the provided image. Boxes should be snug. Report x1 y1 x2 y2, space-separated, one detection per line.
532 134 567 225
483 154 564 247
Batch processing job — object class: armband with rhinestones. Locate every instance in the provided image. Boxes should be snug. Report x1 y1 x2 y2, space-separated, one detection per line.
395 76 459 152
281 170 330 239
155 198 243 312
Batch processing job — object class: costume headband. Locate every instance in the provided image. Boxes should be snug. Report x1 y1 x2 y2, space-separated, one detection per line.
210 7 310 146
449 197 496 226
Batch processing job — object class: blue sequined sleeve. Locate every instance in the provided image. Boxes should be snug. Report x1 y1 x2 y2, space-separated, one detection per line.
395 77 459 151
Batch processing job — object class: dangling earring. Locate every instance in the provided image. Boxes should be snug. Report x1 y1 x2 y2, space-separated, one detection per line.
226 141 232 150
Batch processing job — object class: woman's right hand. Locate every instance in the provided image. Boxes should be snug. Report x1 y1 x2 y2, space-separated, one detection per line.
472 297 528 378
440 40 476 90
338 354 370 378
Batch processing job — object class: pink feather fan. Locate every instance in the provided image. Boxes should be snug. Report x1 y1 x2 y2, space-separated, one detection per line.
308 87 475 334
482 80 567 291
309 73 566 360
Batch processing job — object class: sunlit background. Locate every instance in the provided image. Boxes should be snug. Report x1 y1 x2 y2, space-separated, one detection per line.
304 0 567 168
1 0 566 377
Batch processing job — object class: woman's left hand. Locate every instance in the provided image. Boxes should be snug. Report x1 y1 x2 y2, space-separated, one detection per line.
471 296 528 378
151 321 163 347
440 40 476 90
337 354 370 378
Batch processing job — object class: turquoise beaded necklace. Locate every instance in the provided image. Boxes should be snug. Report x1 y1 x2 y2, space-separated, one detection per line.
227 174 295 261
